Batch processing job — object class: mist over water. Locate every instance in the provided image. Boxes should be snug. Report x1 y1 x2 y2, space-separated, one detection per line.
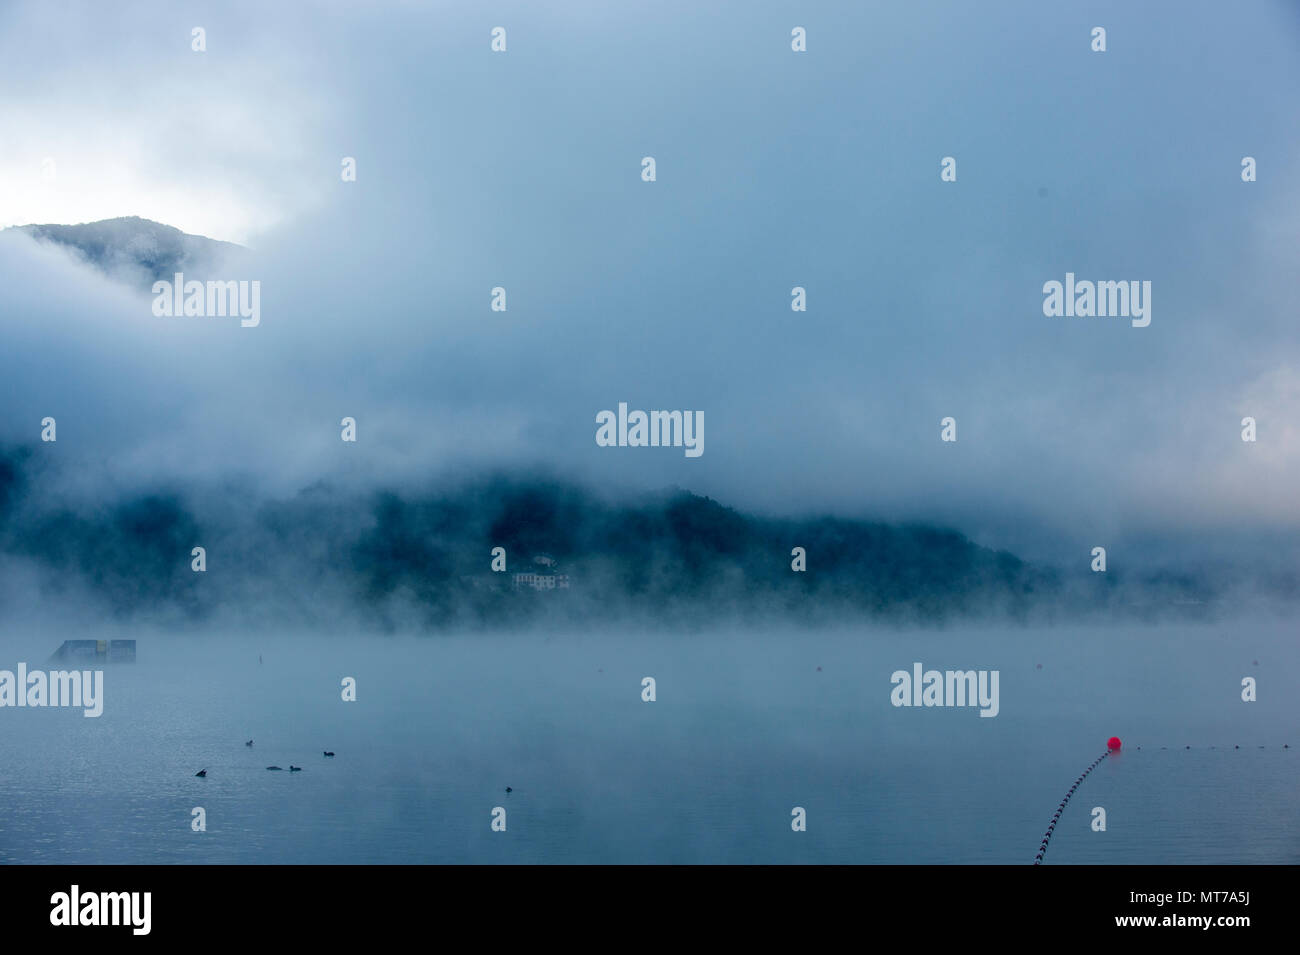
0 0 1297 872
0 622 1293 864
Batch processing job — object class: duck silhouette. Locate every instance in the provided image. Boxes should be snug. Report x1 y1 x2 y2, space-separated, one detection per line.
289 766 302 772
195 769 207 777
505 787 512 793
267 766 283 771
245 740 253 747
323 751 335 757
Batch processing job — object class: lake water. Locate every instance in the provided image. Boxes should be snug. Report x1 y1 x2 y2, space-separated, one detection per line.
0 621 1295 864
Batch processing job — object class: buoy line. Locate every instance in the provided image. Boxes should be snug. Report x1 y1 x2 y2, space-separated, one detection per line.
1034 736 1122 865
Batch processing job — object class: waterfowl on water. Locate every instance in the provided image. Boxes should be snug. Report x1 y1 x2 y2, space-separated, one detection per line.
195 769 207 777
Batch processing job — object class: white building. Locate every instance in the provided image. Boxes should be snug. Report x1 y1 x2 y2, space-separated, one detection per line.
512 572 571 591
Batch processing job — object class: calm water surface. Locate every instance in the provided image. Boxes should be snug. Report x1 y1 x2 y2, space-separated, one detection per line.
0 623 1294 864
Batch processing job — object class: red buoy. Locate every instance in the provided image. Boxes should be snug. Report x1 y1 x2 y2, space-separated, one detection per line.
1107 736 1122 751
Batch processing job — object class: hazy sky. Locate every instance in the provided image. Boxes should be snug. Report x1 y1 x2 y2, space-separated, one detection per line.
1 0 1297 565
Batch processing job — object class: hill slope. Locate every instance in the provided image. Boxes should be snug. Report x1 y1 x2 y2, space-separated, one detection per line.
6 216 245 287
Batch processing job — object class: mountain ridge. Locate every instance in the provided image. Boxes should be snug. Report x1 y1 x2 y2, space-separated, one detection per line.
0 446 1258 631
5 216 246 287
